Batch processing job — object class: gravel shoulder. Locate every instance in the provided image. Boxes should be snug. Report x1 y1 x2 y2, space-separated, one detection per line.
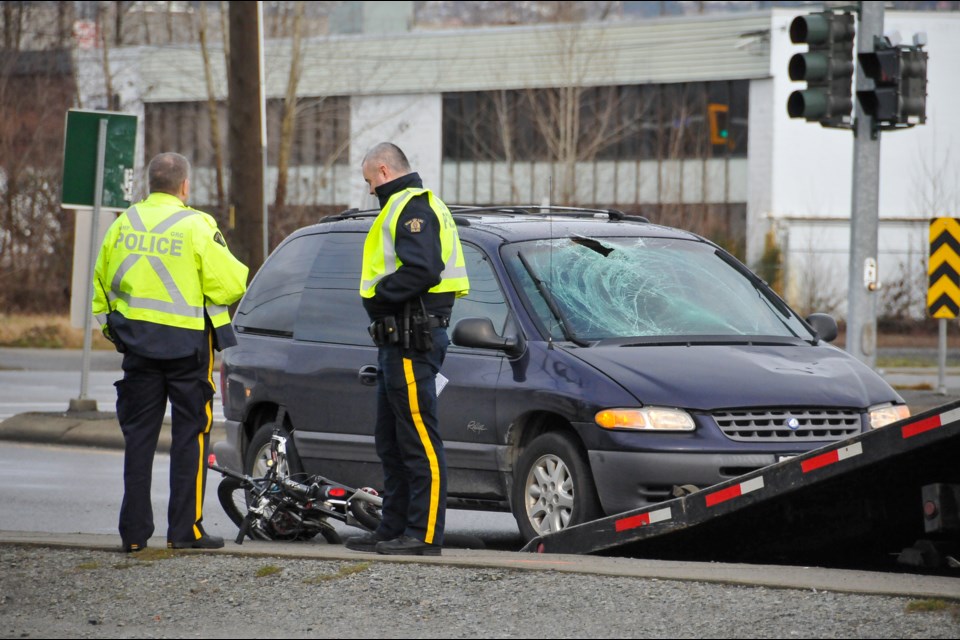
2 544 959 639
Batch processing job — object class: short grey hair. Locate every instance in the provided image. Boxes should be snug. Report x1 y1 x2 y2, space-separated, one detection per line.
362 142 411 174
148 152 190 194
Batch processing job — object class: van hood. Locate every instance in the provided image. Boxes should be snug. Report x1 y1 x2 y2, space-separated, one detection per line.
566 342 902 411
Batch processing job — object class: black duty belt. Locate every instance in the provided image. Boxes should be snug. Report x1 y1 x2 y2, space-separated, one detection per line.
369 314 449 348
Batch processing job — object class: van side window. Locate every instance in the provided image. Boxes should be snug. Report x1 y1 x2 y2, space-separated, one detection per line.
234 233 322 337
294 233 371 345
449 243 509 334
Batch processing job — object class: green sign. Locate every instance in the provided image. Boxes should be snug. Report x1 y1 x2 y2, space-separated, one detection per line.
61 109 138 211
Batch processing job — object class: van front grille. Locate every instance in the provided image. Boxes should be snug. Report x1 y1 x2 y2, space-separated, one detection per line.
712 408 862 442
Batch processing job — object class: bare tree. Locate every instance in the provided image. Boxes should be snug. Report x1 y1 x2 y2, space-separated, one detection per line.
274 1 305 208
196 2 227 214
97 3 116 109
519 23 639 204
3 2 24 50
220 0 231 80
0 3 77 312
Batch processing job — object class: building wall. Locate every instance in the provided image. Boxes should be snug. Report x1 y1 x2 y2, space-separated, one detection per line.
745 78 775 269
438 158 748 208
73 9 960 321
348 94 443 209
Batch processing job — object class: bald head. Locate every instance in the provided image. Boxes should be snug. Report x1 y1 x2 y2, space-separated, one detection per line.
362 143 411 174
361 143 412 196
148 152 190 198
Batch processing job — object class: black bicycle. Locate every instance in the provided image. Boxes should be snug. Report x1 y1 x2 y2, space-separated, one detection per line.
209 429 383 545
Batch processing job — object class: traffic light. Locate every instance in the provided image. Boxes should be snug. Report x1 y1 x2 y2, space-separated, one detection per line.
857 39 928 126
856 43 900 122
787 11 856 125
707 103 735 150
899 46 928 124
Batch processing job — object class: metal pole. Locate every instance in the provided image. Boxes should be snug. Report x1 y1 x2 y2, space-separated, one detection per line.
258 0 269 261
938 317 947 395
73 117 108 412
846 2 883 369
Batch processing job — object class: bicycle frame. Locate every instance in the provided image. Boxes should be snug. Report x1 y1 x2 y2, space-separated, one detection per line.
209 431 382 545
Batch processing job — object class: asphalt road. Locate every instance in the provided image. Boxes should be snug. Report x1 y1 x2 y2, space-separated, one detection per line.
0 348 225 422
0 440 523 547
2 346 960 603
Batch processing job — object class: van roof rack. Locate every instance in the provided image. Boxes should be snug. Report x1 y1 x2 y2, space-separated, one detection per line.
323 205 649 224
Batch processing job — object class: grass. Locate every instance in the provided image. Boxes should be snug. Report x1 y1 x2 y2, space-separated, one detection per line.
0 314 114 350
131 548 180 561
890 382 935 391
255 565 283 578
905 599 960 620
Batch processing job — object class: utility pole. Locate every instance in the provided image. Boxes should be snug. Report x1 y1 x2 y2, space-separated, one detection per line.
788 2 928 368
846 2 884 368
227 1 265 272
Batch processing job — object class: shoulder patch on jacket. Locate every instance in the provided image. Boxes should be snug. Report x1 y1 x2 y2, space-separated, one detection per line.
403 218 425 233
213 231 227 247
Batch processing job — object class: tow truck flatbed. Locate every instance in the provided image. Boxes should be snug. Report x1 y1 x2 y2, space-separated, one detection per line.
523 401 960 571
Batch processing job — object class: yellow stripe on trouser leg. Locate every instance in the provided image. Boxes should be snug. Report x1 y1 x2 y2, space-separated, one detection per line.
403 357 441 544
193 333 215 539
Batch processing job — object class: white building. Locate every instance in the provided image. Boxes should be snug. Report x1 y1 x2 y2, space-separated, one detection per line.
76 7 960 318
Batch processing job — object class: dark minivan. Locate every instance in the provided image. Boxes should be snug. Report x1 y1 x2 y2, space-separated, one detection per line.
215 207 909 541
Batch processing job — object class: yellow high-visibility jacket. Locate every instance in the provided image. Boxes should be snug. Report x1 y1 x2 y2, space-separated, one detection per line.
360 187 469 300
92 192 248 357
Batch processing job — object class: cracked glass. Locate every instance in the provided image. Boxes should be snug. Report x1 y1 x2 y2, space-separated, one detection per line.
505 236 812 343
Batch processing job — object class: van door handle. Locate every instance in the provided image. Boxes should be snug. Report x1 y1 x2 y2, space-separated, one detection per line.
358 364 378 386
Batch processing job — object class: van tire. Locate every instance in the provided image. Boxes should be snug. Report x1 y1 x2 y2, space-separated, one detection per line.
512 431 602 541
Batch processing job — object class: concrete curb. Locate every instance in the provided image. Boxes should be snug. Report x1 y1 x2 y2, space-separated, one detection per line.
1 530 959 600
0 411 225 452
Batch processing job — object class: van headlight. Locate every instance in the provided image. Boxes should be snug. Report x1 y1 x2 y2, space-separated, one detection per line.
868 403 911 429
595 407 695 432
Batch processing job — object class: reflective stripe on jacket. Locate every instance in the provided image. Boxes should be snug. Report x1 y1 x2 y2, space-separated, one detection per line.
359 188 469 299
92 192 248 346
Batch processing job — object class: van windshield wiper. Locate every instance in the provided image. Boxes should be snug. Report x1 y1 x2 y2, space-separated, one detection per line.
713 249 802 340
517 250 589 347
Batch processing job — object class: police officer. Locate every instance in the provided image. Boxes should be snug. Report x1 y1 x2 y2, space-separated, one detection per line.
92 152 248 552
346 142 469 556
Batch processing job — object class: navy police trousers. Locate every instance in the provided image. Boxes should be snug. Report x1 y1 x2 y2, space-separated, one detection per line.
374 327 449 546
116 336 216 547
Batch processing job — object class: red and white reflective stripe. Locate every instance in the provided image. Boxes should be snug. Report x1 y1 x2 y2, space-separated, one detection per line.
705 476 764 507
902 407 960 439
615 507 672 533
801 442 863 474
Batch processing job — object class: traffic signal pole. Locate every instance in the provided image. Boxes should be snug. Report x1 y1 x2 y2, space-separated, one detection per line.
846 2 884 368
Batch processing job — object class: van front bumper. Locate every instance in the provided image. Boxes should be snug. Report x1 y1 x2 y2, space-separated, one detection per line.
588 449 782 515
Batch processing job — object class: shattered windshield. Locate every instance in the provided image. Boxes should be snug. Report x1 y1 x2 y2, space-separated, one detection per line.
504 236 813 343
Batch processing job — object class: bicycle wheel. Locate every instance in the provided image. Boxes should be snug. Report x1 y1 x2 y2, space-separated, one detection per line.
217 476 248 530
318 524 342 545
349 494 383 532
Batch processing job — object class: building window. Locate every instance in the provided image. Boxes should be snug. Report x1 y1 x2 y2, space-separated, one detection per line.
144 96 350 168
442 80 749 162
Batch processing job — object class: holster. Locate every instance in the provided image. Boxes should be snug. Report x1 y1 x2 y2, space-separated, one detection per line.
367 300 447 352
368 315 400 347
410 312 433 352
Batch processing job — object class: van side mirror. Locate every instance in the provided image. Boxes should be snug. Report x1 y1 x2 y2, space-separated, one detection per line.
805 313 838 343
452 317 523 357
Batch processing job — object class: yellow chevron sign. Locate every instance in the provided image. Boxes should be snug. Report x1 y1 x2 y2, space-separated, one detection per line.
928 218 960 319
